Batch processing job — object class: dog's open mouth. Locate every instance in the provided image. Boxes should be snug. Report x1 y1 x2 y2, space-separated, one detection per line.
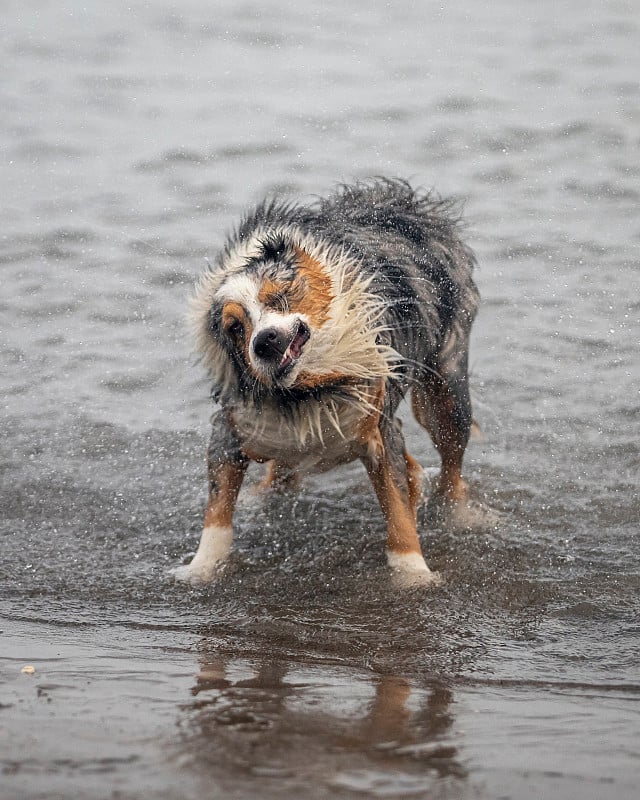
277 320 310 377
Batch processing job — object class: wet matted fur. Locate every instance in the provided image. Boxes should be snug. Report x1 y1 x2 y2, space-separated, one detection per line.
173 178 480 586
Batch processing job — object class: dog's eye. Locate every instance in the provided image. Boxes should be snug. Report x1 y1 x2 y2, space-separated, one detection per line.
227 320 244 338
267 291 289 312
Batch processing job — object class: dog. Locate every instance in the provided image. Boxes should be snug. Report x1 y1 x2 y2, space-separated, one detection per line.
172 178 480 586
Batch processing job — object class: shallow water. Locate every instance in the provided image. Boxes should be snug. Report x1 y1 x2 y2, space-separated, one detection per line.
1 1 639 798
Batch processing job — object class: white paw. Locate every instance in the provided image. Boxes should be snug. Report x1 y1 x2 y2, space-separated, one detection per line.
386 550 443 588
171 525 232 585
169 560 224 585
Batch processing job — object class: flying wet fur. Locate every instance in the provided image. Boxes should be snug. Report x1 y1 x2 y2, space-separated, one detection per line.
173 178 480 586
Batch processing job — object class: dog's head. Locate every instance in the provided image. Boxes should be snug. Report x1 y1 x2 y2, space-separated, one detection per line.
201 235 335 395
193 228 398 403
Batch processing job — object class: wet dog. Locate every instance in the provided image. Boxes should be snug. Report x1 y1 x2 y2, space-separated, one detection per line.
173 178 479 586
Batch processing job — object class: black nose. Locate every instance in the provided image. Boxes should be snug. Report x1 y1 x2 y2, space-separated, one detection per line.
253 327 288 361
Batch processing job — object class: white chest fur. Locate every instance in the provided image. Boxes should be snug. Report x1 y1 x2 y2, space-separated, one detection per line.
230 396 372 473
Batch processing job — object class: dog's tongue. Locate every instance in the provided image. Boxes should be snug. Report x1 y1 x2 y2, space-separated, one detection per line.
288 328 307 359
278 323 310 372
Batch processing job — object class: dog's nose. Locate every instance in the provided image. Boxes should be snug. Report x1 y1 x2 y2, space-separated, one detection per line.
253 327 288 361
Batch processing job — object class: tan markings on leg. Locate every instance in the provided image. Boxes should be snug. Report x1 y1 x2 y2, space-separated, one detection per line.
404 450 424 519
356 379 385 453
437 459 469 503
412 385 468 503
204 460 247 528
363 447 423 557
363 427 384 467
358 383 425 551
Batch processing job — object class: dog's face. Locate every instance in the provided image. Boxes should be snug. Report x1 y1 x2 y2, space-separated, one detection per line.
195 229 396 403
210 239 334 391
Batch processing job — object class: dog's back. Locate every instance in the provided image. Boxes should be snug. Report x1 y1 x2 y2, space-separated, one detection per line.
295 179 480 414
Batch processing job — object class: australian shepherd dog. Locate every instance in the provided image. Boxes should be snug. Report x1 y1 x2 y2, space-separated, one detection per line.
172 178 480 586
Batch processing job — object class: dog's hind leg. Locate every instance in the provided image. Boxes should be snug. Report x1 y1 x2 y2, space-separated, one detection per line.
405 449 424 520
362 419 440 586
411 350 473 506
172 411 248 584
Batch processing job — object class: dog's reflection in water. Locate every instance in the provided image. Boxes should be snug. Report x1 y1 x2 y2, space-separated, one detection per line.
177 652 466 792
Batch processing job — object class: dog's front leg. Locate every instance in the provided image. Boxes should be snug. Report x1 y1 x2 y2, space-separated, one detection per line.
362 419 440 587
172 411 248 584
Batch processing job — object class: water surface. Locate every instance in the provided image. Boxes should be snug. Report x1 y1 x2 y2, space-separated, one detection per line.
1 1 639 798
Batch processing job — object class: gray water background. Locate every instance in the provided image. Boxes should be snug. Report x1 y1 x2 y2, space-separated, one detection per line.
1 1 639 798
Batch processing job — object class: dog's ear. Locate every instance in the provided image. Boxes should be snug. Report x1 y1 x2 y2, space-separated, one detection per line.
259 234 289 263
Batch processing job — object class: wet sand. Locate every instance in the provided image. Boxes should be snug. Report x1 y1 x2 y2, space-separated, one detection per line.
2 0 640 798
5 616 637 800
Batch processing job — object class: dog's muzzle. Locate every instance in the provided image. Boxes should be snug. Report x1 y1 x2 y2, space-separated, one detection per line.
252 319 310 378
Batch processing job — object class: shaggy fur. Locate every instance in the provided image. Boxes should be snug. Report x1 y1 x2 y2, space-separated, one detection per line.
173 178 480 586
